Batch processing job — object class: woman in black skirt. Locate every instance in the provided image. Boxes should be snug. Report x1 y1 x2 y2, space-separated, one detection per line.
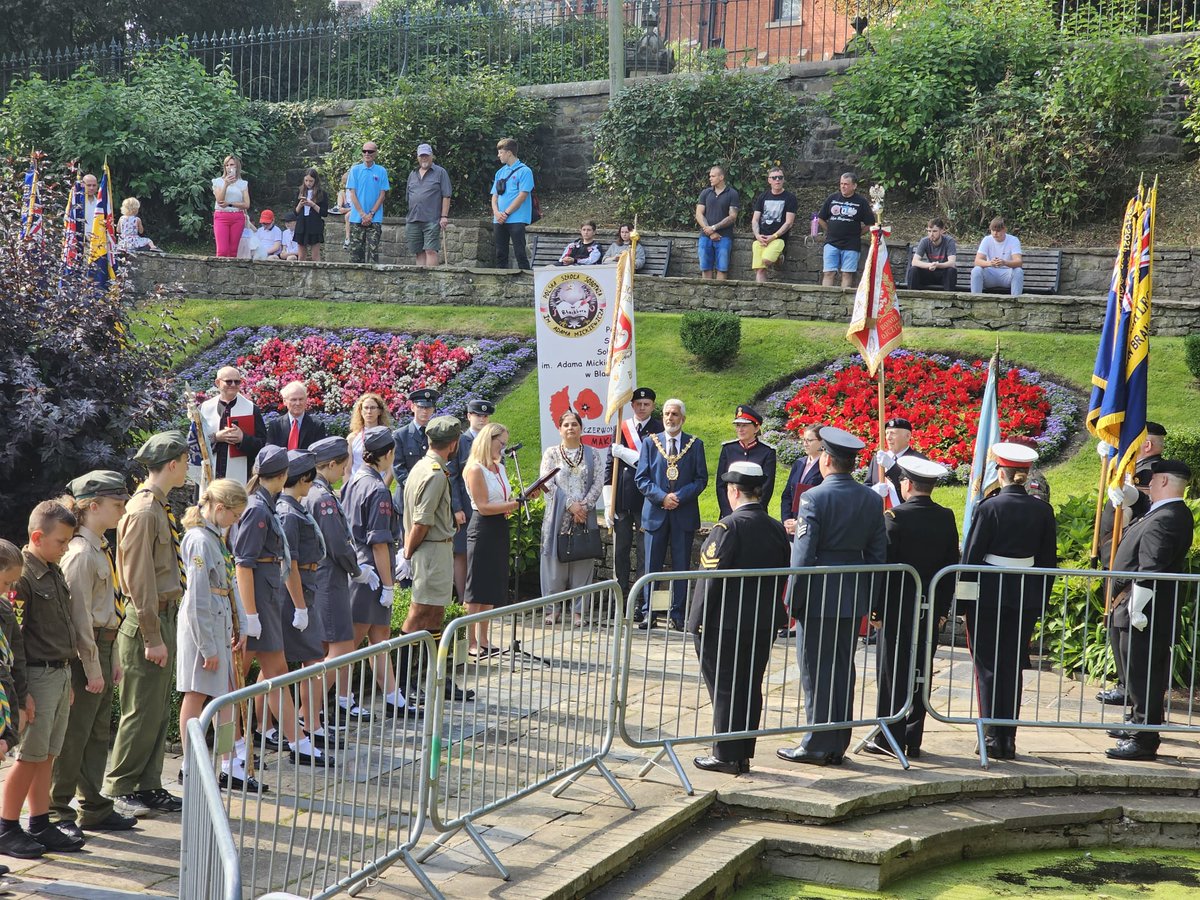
463 422 520 657
293 168 328 261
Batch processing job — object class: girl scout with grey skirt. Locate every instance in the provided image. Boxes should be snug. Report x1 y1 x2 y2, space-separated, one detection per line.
278 450 326 666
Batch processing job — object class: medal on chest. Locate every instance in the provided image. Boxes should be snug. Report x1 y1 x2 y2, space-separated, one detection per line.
651 433 695 484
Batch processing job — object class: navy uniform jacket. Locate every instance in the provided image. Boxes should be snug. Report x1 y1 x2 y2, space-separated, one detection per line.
391 421 428 513
880 495 959 622
715 439 777 519
867 447 929 498
277 494 324 597
962 484 1057 611
605 415 664 518
634 431 708 533
1099 454 1159 562
686 501 790 633
779 456 823 524
1113 499 1194 593
342 467 402 575
788 472 887 618
265 414 328 450
448 428 475 552
303 475 361 608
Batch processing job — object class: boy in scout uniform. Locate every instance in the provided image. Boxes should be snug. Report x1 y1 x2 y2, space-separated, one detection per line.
397 416 473 702
0 501 84 857
52 471 138 837
103 431 191 817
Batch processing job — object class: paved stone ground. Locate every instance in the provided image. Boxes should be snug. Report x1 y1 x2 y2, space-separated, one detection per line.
0 616 1195 899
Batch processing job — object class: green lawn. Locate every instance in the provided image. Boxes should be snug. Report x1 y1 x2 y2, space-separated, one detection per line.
158 299 1200 525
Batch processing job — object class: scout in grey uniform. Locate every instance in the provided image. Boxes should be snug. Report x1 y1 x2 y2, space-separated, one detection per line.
449 398 495 603
278 450 327 667
52 471 136 836
306 437 379 721
342 426 407 715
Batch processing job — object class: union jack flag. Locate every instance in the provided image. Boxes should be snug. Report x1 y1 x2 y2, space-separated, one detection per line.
61 173 86 273
18 156 42 241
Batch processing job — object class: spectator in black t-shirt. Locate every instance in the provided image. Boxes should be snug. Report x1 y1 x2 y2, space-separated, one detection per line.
817 172 875 288
906 217 959 291
694 165 740 280
751 167 799 284
558 220 602 266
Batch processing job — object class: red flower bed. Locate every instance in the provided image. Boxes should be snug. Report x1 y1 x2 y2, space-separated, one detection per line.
781 352 1052 469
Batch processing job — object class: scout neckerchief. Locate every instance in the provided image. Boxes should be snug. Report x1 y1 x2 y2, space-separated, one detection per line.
258 487 292 578
105 538 125 621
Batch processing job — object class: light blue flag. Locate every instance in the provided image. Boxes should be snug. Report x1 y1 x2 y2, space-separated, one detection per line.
961 351 1000 549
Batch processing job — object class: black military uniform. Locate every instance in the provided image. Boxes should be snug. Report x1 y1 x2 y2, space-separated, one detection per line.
866 418 928 500
605 387 663 598
688 462 790 774
873 457 959 758
392 389 460 525
960 442 1057 760
1106 460 1194 761
715 405 777 519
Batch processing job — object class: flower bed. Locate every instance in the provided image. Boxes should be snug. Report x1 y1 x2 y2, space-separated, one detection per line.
175 327 536 432
760 351 1081 480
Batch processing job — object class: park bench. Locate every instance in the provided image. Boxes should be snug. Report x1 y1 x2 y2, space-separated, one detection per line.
892 242 1063 294
527 232 673 277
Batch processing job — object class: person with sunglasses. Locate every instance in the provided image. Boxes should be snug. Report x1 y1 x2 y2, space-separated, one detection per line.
346 142 390 264
750 167 798 284
189 366 267 488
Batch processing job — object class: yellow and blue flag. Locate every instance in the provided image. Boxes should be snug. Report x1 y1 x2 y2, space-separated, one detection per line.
961 349 1000 549
1097 178 1156 490
89 160 118 282
18 156 42 241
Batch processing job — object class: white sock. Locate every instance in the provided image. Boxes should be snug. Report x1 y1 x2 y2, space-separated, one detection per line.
385 689 406 707
310 726 326 739
291 736 320 757
338 695 355 710
265 728 278 742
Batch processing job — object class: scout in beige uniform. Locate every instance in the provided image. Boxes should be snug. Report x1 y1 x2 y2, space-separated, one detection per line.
52 471 137 838
397 416 473 702
0 501 84 858
103 431 190 817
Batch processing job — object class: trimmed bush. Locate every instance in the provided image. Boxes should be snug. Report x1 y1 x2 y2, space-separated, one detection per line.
1185 334 1200 381
680 311 741 369
1164 428 1200 489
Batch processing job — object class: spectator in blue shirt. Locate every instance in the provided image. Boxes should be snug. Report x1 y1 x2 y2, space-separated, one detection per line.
490 137 534 270
346 141 390 264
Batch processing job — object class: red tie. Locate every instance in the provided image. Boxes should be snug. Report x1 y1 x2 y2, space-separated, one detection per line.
288 418 299 450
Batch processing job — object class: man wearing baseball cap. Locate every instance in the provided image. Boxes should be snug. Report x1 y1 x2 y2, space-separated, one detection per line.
406 143 452 267
715 404 777 519
256 210 283 260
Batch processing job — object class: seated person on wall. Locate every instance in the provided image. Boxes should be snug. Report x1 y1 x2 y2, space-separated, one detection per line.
602 223 646 270
970 216 1024 296
558 221 602 266
906 217 957 291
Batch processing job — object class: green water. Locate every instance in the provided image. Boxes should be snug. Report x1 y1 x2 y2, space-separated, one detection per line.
731 848 1200 899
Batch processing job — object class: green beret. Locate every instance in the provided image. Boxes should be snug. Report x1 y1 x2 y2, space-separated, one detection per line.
134 430 189 467
68 470 130 501
425 415 463 443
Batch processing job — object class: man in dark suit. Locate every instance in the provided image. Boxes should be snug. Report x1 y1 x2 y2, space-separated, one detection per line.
634 397 708 630
867 456 959 759
1106 459 1194 762
605 387 663 603
866 417 928 505
688 461 790 775
448 398 494 602
392 389 453 528
715 405 777 519
265 380 328 450
777 427 887 766
1096 421 1165 707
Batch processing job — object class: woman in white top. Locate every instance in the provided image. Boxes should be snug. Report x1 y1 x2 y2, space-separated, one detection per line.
463 423 519 656
212 154 251 258
347 392 394 477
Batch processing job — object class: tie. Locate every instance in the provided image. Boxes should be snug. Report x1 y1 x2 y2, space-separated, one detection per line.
106 543 125 620
288 417 299 450
669 438 677 456
165 504 187 594
216 401 235 477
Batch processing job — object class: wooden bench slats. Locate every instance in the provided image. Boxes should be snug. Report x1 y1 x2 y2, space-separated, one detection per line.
527 232 672 277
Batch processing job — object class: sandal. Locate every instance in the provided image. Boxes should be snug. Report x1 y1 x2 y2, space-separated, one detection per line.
544 609 561 625
572 615 583 627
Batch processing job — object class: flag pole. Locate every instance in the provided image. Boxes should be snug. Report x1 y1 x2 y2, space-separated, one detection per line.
1089 455 1110 566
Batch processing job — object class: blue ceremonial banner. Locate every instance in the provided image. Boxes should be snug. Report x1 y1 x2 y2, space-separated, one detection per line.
1097 179 1155 490
18 158 42 241
962 350 1000 549
1087 189 1139 440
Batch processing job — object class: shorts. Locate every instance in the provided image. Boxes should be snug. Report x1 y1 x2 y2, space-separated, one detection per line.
17 665 70 762
411 540 453 608
698 234 732 272
406 221 442 256
822 244 861 273
751 237 786 270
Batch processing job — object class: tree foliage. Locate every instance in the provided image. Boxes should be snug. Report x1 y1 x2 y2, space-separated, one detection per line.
0 156 204 543
590 71 813 228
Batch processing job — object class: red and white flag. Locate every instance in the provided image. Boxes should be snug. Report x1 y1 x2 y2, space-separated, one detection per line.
846 224 903 376
603 237 637 423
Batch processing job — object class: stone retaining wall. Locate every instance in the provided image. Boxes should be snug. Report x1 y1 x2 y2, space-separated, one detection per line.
127 252 1200 336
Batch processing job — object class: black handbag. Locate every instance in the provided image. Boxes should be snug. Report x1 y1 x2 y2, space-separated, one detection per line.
556 521 602 563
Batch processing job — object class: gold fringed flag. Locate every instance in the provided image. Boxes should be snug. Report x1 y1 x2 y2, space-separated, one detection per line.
846 224 903 376
603 230 638 423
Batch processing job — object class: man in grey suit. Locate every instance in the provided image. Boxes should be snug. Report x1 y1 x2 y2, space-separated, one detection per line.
778 427 887 766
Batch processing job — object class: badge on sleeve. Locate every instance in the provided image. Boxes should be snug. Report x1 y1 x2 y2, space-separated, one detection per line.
796 519 808 538
193 556 205 570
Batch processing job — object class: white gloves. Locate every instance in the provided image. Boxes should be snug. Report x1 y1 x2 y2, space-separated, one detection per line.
611 444 639 467
351 564 381 591
395 554 413 582
245 614 262 639
1108 483 1139 510
875 450 896 470
292 608 309 632
871 482 891 498
1097 440 1114 458
1129 583 1154 631
380 586 395 608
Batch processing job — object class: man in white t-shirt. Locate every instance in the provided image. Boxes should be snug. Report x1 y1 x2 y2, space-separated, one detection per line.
256 209 283 260
970 216 1024 295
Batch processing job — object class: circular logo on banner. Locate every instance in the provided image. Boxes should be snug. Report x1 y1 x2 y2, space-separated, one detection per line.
539 273 605 338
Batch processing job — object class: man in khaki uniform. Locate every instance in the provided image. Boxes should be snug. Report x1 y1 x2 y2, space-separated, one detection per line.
103 432 189 817
397 416 473 702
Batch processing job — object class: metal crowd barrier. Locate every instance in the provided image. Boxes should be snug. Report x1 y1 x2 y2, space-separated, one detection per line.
181 630 441 900
925 564 1200 768
618 564 924 794
418 582 634 880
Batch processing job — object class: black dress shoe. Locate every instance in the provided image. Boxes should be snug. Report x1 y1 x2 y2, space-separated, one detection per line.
1107 728 1137 740
55 821 84 843
309 730 344 749
1106 738 1158 761
444 683 476 702
29 823 84 852
776 746 843 766
776 627 796 639
693 755 743 775
669 617 685 632
1096 687 1128 705
632 610 645 624
637 617 658 630
218 772 270 793
907 746 922 759
254 730 282 752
